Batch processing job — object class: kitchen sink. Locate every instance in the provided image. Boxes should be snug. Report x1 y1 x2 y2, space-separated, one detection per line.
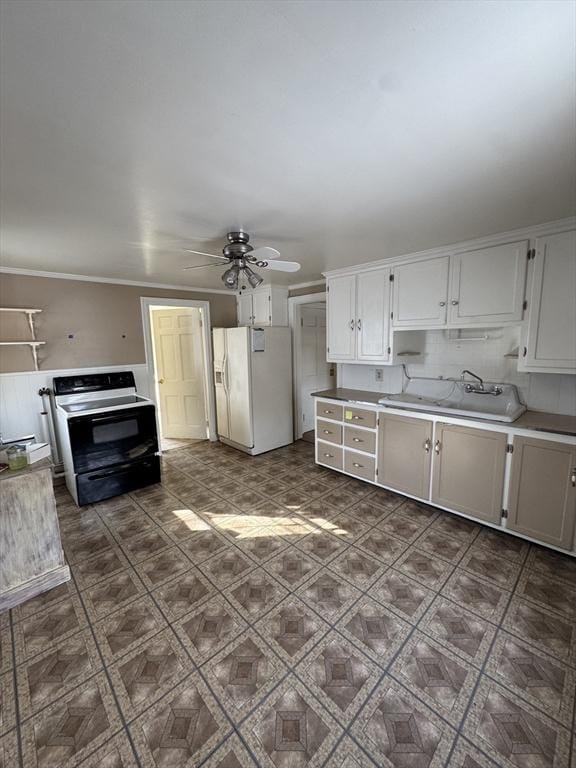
378 381 526 423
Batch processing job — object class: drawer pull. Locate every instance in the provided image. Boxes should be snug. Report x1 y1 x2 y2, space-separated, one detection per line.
323 429 332 435
324 453 334 459
352 437 363 443
352 462 363 468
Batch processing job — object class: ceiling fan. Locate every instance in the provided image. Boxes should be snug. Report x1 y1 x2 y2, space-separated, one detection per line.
183 231 301 289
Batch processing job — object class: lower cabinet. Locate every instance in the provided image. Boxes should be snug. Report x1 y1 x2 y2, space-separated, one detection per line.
506 436 576 550
378 414 432 498
431 424 507 524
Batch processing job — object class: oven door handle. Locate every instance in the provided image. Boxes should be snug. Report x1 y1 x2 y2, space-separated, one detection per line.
87 413 140 424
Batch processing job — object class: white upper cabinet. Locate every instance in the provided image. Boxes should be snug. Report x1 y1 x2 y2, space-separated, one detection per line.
521 229 576 372
237 293 254 326
449 240 528 325
392 256 449 328
236 285 288 327
356 269 391 361
327 269 391 363
327 275 357 360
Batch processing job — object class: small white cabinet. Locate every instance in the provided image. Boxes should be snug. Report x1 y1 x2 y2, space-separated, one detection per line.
520 229 576 373
392 257 449 328
327 268 390 363
236 285 288 327
449 240 527 325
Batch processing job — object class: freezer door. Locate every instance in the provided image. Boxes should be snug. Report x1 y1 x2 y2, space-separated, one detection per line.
212 328 230 439
226 327 253 448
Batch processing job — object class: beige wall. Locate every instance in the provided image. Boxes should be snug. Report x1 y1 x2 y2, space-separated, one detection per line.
0 274 237 373
288 283 325 298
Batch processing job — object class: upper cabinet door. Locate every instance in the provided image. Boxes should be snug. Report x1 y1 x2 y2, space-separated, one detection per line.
356 268 391 361
237 293 253 326
327 275 357 361
449 240 527 325
522 230 576 372
506 436 576 550
392 256 449 327
252 289 271 326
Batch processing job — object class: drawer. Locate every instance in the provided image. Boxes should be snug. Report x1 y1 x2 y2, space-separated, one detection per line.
317 441 343 470
316 401 343 421
343 406 377 429
344 449 376 481
344 426 376 454
316 419 342 445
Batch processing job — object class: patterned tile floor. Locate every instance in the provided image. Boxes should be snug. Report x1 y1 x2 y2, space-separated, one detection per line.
1 439 576 768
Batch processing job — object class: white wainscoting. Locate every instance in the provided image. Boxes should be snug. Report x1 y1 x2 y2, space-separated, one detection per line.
0 364 150 443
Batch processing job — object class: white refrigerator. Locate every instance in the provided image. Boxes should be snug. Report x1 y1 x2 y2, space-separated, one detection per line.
212 326 293 455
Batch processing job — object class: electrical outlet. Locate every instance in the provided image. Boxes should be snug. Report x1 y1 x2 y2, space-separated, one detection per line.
375 369 383 382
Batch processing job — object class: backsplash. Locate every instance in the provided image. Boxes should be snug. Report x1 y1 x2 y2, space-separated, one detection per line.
339 327 576 416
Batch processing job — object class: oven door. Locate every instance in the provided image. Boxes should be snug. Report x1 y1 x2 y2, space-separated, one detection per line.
67 405 158 473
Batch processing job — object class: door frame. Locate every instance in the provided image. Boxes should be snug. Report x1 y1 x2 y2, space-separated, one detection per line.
141 297 218 447
288 291 328 440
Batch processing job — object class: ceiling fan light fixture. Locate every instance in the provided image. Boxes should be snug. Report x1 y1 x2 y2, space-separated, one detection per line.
221 263 240 289
244 265 263 288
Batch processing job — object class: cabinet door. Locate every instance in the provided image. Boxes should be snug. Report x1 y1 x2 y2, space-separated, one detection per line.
327 275 357 360
252 289 271 326
378 414 432 499
392 256 449 327
523 230 576 371
356 268 391 361
449 240 527 325
237 294 253 326
507 437 576 550
431 424 507 524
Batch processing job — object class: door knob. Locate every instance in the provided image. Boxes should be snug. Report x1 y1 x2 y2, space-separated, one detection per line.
158 378 165 384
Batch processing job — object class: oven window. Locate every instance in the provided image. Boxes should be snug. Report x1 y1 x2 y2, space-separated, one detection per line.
93 418 139 444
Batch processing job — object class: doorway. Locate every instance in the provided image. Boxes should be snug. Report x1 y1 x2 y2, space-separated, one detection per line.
289 292 333 441
141 298 217 452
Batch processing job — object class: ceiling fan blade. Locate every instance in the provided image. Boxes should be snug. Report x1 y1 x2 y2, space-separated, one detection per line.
182 248 227 260
182 262 225 271
257 259 301 273
250 246 281 260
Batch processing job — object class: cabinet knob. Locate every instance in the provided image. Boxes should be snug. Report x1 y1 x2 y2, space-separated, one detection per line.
451 300 459 306
434 440 441 454
324 453 334 459
439 301 446 307
352 462 363 468
349 319 355 330
357 319 362 331
323 409 333 414
424 438 431 453
571 468 576 487
323 429 332 434
352 415 363 421
352 437 362 443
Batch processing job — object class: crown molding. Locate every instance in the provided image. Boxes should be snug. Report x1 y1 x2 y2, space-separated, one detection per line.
322 217 576 278
287 279 325 290
0 266 235 295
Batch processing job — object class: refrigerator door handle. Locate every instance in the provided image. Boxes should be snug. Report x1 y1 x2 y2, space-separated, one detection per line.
223 355 229 394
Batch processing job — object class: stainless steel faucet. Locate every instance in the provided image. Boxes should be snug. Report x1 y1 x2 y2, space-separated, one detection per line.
461 369 502 396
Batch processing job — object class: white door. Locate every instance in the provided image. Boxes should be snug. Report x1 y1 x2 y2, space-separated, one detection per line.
449 240 527 325
152 308 207 439
226 327 254 448
212 328 229 439
237 293 253 326
392 256 449 327
252 289 271 326
327 275 357 360
356 268 391 361
522 230 576 371
300 305 332 433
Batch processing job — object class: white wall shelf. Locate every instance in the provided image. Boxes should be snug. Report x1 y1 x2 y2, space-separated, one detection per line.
0 308 44 369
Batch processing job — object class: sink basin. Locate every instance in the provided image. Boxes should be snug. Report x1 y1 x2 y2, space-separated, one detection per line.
378 381 526 423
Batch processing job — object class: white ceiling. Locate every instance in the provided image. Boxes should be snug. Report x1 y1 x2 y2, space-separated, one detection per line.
1 0 574 290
